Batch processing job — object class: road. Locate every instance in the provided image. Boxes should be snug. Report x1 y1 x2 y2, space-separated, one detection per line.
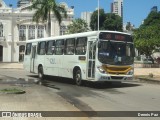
0 69 160 120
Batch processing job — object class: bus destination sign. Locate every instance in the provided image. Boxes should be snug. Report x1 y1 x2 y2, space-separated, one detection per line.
99 32 133 42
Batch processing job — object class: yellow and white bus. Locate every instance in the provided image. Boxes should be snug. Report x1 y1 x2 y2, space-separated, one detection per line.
23 31 135 85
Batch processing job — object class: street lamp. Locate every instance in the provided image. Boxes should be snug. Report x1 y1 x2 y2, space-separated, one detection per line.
98 0 99 31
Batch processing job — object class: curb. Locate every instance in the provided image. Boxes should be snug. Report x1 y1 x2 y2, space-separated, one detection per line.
137 77 160 84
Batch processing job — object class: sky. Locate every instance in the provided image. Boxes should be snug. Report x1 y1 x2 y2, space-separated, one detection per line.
4 0 160 28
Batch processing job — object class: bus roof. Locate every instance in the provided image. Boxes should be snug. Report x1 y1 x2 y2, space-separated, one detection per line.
26 30 131 43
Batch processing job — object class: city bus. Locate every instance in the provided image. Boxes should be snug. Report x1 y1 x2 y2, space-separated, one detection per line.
23 31 135 85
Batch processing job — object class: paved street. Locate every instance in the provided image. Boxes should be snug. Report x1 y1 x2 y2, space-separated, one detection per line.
0 68 160 120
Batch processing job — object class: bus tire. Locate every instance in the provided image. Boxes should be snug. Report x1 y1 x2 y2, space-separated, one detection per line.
38 66 44 80
74 70 83 86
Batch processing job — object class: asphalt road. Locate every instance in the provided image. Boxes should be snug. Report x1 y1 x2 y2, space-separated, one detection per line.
0 69 160 120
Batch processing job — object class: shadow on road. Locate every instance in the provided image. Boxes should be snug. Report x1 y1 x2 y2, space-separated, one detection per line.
27 75 141 90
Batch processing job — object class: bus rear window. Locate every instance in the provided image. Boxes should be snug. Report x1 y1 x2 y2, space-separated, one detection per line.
25 43 32 55
76 37 87 55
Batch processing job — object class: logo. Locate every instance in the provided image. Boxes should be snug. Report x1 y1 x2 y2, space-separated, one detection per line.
2 112 12 117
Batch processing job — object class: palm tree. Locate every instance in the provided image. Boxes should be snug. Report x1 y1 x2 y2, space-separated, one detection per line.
29 0 67 37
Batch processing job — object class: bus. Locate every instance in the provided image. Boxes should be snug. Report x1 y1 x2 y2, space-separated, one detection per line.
23 31 135 85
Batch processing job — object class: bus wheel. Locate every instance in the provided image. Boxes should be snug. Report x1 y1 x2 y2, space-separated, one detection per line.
74 70 83 86
38 66 44 80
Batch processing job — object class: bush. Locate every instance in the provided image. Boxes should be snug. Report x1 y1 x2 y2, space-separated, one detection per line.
148 73 154 78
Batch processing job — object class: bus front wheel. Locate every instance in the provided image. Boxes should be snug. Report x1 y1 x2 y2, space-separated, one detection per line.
38 66 44 80
74 70 83 86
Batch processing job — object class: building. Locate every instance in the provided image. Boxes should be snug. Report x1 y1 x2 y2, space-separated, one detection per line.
111 0 123 17
17 0 31 7
151 6 158 12
0 0 74 62
81 12 92 29
123 22 135 32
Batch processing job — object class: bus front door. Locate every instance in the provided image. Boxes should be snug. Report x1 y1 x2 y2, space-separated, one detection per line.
87 41 96 79
30 46 36 73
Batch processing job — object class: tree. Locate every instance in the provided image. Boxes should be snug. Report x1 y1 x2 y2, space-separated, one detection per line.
90 9 122 31
141 11 160 27
67 18 89 34
29 0 67 37
133 10 160 63
103 13 122 31
133 25 160 63
90 9 106 30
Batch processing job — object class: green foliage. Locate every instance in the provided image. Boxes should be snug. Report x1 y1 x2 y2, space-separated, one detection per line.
90 9 106 30
90 9 122 31
133 25 160 56
67 18 89 34
133 10 160 62
141 11 160 27
29 0 67 36
103 13 122 31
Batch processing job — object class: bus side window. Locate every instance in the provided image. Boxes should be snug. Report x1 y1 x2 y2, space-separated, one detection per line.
38 41 46 55
76 37 87 55
25 43 32 55
65 38 75 55
46 40 55 55
55 39 64 55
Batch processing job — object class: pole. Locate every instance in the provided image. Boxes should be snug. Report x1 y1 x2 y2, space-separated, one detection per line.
10 4 14 62
98 0 99 31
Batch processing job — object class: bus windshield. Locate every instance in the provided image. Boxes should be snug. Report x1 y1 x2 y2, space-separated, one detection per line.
98 40 134 65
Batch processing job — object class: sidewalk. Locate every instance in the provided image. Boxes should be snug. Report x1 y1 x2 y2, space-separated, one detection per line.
134 68 160 83
0 62 23 69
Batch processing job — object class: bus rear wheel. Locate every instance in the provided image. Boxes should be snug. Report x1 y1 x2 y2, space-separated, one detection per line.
38 66 44 80
74 70 83 86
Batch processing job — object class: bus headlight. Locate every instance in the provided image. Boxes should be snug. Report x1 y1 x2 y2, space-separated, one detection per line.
127 69 134 75
97 66 107 74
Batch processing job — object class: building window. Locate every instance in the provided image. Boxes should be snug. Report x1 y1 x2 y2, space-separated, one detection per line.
19 45 25 62
19 25 26 41
0 23 3 37
37 25 44 38
28 25 35 40
60 25 67 35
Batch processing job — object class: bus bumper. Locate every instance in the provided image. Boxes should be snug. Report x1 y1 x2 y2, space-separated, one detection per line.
95 73 134 82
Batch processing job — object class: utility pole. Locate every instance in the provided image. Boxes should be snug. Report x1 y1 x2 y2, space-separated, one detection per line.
97 0 99 31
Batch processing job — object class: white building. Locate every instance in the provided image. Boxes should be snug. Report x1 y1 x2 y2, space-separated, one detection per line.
81 12 92 29
0 0 74 62
17 0 31 7
111 0 123 17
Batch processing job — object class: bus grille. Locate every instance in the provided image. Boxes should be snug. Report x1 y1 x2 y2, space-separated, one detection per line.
102 65 132 75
